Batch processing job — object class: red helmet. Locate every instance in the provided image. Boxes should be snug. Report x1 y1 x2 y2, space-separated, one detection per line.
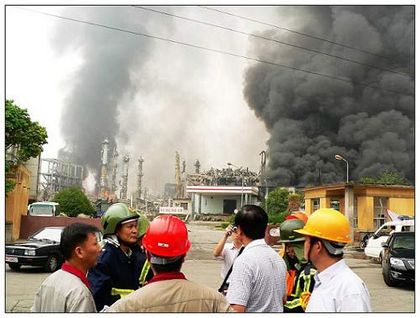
143 215 191 257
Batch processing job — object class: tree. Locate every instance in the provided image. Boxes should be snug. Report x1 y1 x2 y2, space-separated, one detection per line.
359 170 410 186
287 193 304 212
5 100 48 193
263 187 290 214
53 187 95 217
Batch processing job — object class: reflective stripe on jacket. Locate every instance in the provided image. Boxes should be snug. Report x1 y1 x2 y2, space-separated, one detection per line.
139 261 151 287
284 263 316 312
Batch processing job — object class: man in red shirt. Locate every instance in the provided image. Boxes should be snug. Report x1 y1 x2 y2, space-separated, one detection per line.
32 223 101 312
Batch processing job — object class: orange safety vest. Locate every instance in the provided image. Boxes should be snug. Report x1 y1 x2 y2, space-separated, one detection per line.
285 269 297 296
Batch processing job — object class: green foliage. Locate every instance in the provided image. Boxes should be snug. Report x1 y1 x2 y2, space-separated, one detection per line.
268 211 290 224
5 100 48 194
53 187 95 217
287 192 304 211
262 187 290 214
359 170 410 186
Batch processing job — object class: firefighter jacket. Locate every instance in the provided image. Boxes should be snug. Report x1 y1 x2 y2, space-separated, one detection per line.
87 242 152 311
284 262 316 312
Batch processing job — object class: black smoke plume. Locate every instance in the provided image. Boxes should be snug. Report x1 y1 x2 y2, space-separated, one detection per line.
244 6 414 186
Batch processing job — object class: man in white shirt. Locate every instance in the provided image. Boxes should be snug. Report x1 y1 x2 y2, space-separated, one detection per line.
294 208 372 312
226 205 287 312
213 224 242 280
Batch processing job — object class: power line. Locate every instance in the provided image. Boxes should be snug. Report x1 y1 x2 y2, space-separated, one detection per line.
200 6 406 64
133 6 412 78
16 7 413 97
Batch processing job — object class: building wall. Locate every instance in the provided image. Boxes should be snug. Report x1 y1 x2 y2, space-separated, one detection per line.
24 155 40 202
389 198 415 216
304 184 415 238
6 165 31 241
199 195 239 214
357 196 374 231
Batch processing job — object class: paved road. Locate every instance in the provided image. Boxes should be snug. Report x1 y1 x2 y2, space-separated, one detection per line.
5 221 414 312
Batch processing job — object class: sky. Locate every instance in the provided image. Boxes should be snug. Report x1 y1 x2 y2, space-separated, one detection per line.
4 3 416 197
5 5 276 195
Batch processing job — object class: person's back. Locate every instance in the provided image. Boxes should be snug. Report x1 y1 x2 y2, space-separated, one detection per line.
225 205 287 312
108 215 233 313
109 278 232 312
32 269 96 312
227 239 286 312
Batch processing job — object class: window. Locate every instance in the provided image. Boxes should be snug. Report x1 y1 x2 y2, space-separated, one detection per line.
330 199 340 211
373 197 388 228
353 197 358 228
180 203 188 211
312 198 320 212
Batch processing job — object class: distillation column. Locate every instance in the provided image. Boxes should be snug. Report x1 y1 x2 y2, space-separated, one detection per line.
119 154 130 200
136 156 144 206
100 138 110 198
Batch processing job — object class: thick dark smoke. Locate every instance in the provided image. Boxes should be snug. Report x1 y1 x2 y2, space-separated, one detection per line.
244 6 414 186
52 7 173 180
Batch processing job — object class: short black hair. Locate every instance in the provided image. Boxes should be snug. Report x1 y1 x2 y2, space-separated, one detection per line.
60 223 99 260
151 255 185 273
234 205 268 240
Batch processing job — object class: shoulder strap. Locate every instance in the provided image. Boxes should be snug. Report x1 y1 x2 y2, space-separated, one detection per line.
219 246 244 288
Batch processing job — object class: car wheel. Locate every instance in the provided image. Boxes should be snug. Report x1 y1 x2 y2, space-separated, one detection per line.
8 263 21 271
44 255 59 272
382 264 399 287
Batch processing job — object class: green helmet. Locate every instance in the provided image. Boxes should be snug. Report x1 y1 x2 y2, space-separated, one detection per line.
101 203 139 236
137 213 150 238
279 219 305 243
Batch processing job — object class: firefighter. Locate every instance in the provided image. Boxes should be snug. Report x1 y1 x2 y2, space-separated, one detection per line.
294 208 371 312
108 215 233 312
133 211 153 287
279 219 316 312
87 203 145 311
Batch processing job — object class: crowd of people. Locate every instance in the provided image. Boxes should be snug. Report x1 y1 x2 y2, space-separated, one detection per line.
31 202 371 313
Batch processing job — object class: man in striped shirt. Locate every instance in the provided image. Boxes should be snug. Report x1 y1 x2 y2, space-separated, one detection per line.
226 205 287 312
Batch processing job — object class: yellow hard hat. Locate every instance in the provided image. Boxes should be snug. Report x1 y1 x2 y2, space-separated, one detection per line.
294 208 351 243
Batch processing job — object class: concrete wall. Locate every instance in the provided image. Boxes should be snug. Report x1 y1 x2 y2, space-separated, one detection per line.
19 215 102 239
24 156 41 202
199 195 239 214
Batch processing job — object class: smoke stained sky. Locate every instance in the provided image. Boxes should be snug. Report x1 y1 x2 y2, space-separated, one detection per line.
6 5 275 194
6 5 414 195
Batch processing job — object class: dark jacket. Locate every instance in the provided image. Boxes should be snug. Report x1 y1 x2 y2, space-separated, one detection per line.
87 242 151 311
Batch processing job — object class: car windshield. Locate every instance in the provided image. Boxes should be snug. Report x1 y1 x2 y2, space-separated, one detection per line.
31 228 62 242
392 235 414 249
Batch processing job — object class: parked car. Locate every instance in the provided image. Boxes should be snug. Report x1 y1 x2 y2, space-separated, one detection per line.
364 219 414 261
5 227 64 272
381 231 414 287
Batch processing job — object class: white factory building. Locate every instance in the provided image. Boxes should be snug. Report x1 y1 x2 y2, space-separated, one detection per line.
186 185 260 215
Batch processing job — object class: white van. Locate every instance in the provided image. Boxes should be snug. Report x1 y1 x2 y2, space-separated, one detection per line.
28 202 60 217
364 219 414 260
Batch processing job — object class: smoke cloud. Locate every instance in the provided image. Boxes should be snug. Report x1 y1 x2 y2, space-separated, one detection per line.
52 6 269 194
243 6 414 186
